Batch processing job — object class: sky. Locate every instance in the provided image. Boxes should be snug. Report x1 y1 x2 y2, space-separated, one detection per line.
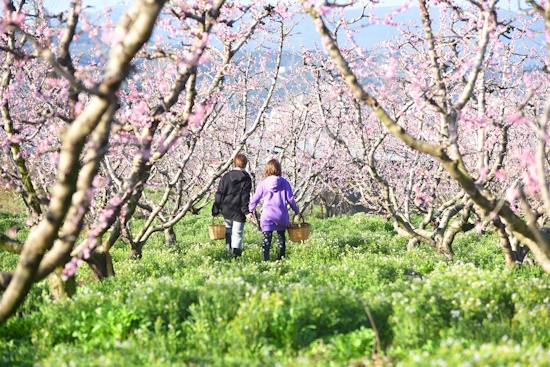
43 0 409 13
42 0 532 11
44 0 121 13
40 0 538 52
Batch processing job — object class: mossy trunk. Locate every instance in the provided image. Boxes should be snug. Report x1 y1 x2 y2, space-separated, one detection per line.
407 238 419 251
130 241 144 260
46 267 76 301
87 250 115 281
164 227 177 247
494 217 519 269
436 241 454 261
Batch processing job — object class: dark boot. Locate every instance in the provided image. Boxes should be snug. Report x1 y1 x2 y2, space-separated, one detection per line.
262 231 273 262
262 248 270 262
232 248 242 258
277 245 285 260
276 230 286 260
225 231 232 253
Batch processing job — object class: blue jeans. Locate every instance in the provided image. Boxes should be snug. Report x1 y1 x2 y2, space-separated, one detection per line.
224 219 245 250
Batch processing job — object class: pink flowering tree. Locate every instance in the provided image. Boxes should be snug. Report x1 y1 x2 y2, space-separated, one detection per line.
69 0 235 275
124 18 286 255
302 50 473 259
0 0 291 321
303 0 550 270
0 0 169 322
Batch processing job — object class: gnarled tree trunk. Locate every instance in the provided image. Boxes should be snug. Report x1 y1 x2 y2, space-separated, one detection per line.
164 227 177 247
46 267 76 301
86 249 115 282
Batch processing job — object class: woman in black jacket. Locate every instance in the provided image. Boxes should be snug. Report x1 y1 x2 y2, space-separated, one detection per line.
212 153 252 257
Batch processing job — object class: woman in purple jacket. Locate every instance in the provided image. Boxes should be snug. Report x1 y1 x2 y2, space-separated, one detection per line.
248 159 300 261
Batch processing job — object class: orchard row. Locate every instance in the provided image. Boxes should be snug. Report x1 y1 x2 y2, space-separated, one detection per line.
1 0 550 323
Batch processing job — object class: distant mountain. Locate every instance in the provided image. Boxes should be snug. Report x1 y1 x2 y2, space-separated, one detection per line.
78 3 543 51
284 5 424 51
66 3 544 71
80 4 422 51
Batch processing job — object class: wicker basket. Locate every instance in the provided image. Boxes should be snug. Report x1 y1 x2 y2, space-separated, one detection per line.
208 217 226 240
287 216 311 242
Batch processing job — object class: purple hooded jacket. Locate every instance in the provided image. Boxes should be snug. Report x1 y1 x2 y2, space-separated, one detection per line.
249 176 300 232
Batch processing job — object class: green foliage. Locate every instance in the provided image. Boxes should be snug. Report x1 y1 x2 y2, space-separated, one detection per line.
388 264 516 349
301 326 376 362
401 339 550 367
228 284 367 354
1 212 550 366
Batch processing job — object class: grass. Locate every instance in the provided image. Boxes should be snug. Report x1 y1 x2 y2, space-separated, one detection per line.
0 188 27 216
0 210 549 366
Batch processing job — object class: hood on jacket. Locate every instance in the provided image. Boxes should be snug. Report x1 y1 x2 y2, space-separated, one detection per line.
265 176 284 192
228 169 249 183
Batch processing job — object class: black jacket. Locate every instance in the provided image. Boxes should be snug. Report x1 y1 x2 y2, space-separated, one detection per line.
212 169 252 222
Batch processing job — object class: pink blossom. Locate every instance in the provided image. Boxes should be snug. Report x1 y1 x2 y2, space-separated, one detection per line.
74 101 84 116
507 113 524 124
478 167 489 180
494 169 506 181
505 187 519 202
83 247 91 260
384 58 398 80
101 28 127 45
10 12 25 26
315 4 330 16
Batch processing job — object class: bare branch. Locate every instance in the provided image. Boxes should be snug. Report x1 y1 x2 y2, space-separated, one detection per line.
0 233 23 255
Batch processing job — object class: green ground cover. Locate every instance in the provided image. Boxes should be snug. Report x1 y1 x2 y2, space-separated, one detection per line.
1 212 549 366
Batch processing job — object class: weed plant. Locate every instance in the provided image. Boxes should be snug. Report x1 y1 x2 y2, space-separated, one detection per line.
0 211 549 366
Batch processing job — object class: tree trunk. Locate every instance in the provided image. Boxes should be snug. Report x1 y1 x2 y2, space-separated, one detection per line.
130 241 144 260
164 227 177 247
494 217 518 268
87 250 115 281
436 240 454 261
46 267 76 301
407 238 419 251
501 236 517 269
508 228 530 263
476 220 489 236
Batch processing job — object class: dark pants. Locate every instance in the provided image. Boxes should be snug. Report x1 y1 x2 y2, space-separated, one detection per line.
262 230 286 261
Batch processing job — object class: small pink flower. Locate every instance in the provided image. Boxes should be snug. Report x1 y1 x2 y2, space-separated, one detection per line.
315 4 330 16
478 167 489 180
494 169 506 181
10 12 26 26
507 113 523 124
384 58 398 80
505 187 519 202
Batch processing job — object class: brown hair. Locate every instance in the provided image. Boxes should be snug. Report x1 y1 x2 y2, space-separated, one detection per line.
264 159 281 177
233 154 248 168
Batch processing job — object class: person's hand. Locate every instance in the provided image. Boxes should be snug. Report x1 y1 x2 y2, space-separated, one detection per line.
212 213 218 217
246 213 254 221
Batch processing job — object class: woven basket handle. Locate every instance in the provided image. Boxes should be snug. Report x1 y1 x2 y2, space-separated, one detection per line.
211 216 223 225
292 213 305 224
